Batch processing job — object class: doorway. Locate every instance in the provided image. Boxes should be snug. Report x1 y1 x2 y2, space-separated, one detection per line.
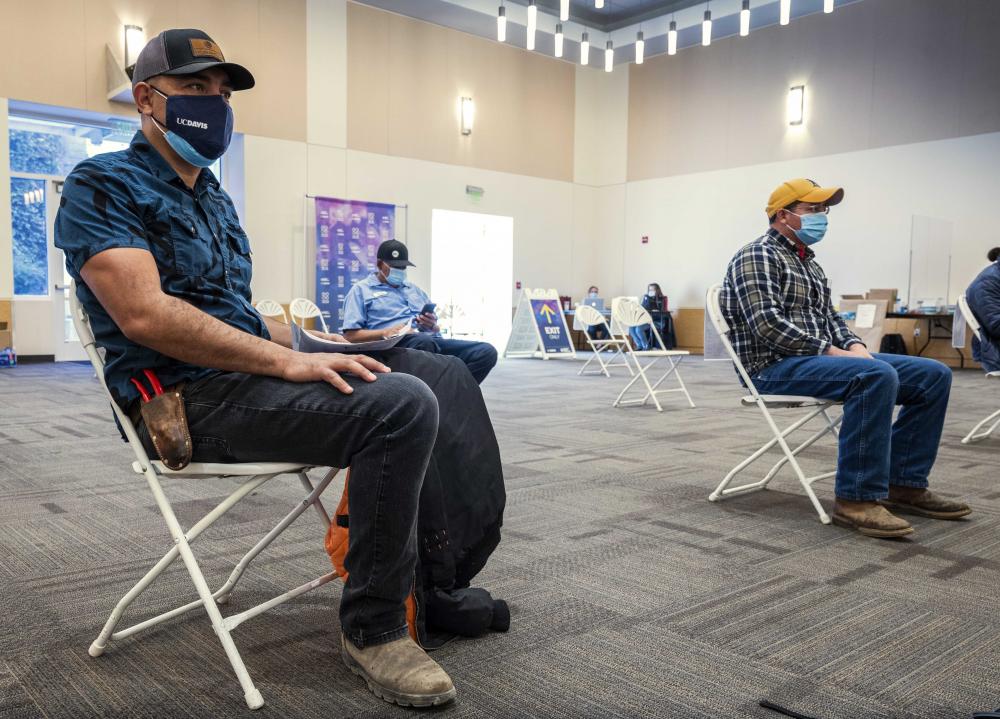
430 209 514 351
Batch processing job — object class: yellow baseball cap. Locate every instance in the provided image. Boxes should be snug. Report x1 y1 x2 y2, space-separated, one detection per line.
766 178 844 218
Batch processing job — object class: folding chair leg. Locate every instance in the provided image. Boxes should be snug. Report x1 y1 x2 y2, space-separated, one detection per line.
216 469 340 605
89 473 274 656
709 403 835 524
142 467 264 709
961 409 1000 444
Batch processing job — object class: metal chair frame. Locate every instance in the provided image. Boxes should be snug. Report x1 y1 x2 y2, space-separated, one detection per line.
705 284 842 524
575 303 633 378
611 299 695 412
957 294 1000 444
70 282 339 710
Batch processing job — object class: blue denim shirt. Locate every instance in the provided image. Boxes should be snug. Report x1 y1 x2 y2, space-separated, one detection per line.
54 131 268 409
341 273 434 335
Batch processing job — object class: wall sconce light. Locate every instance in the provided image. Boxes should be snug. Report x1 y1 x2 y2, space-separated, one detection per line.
124 25 144 70
460 97 474 135
787 85 805 125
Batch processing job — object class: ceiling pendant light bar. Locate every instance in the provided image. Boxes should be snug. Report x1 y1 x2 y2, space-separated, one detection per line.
497 4 506 42
580 31 590 65
780 0 791 25
555 23 564 57
526 0 537 50
560 0 569 21
740 0 750 36
635 30 644 64
702 9 712 46
824 0 834 12
596 0 605 8
667 19 677 55
605 39 613 72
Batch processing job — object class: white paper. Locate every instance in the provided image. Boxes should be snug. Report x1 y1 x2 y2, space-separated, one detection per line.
291 323 407 354
855 303 877 330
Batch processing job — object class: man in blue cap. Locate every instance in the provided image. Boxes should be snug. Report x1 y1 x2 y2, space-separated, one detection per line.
341 239 498 383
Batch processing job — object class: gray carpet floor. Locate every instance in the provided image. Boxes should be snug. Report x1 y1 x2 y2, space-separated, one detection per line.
0 356 998 718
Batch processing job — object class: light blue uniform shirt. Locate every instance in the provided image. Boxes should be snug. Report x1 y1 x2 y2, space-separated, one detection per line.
341 273 435 334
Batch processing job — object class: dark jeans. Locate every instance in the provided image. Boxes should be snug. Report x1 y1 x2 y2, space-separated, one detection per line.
752 353 952 501
395 333 498 383
587 324 609 341
137 348 439 649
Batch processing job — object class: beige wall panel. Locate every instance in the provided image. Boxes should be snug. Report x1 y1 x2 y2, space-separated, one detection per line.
956 0 1000 138
347 3 574 182
0 1 88 108
574 66 628 187
628 0 1000 182
306 0 347 147
81 0 177 118
868 0 964 149
0 0 305 139
230 0 307 141
306 143 348 199
346 2 390 154
0 99 10 298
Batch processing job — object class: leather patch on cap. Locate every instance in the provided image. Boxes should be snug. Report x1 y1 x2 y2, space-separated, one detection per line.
189 38 225 61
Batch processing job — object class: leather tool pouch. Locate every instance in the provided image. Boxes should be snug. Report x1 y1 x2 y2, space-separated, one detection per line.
139 386 192 471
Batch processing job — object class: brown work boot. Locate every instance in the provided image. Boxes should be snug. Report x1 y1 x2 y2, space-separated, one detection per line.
881 486 972 520
340 633 456 707
832 499 914 538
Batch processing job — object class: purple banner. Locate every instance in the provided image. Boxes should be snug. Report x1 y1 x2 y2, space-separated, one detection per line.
315 197 395 330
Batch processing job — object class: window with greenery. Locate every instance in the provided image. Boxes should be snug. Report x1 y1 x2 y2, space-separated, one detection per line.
10 177 47 296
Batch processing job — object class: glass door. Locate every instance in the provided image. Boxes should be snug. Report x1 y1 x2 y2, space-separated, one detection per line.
45 179 88 361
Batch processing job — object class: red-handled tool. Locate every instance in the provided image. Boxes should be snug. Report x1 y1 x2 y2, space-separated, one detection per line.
130 368 165 402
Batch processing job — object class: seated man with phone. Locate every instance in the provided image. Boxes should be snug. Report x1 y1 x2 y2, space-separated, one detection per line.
342 240 498 384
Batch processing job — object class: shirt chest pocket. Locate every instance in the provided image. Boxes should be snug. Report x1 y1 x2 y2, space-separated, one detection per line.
167 210 224 281
226 223 253 291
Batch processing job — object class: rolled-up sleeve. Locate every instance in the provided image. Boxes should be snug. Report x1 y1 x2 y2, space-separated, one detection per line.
54 161 149 278
340 284 368 331
732 244 829 357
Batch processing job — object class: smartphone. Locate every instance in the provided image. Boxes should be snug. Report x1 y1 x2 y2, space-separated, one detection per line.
420 303 436 315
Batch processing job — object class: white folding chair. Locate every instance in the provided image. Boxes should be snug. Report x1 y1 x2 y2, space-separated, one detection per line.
290 297 329 333
705 284 843 524
70 282 340 710
611 299 694 411
609 296 638 339
958 294 1000 444
575 303 633 377
254 298 288 323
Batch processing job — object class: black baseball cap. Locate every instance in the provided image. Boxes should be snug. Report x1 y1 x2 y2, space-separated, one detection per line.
377 240 415 269
129 29 255 91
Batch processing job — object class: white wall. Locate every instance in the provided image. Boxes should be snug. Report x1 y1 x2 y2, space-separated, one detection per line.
622 131 1000 308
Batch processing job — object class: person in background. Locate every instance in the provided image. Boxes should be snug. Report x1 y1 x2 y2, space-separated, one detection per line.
341 240 498 384
966 247 1000 373
630 283 665 350
585 286 609 340
720 177 970 539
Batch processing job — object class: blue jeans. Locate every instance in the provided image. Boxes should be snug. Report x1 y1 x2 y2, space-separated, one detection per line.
396 333 498 383
629 326 650 350
752 353 952 501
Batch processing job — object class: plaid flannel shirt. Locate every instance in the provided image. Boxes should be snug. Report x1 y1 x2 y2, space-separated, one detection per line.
720 228 862 377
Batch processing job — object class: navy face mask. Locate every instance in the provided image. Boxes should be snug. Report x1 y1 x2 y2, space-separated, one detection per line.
150 88 233 168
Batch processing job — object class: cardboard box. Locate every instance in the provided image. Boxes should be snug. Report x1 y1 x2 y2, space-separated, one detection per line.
866 289 898 313
0 328 11 350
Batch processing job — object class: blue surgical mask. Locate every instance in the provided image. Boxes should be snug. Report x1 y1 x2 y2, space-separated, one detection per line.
589 291 598 299
150 88 233 168
791 212 829 245
386 267 407 286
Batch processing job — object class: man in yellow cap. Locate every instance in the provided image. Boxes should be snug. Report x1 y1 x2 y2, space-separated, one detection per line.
719 178 971 538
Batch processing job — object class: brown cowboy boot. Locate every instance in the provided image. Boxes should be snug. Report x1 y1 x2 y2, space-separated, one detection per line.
832 499 914 538
341 633 456 707
880 486 972 520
